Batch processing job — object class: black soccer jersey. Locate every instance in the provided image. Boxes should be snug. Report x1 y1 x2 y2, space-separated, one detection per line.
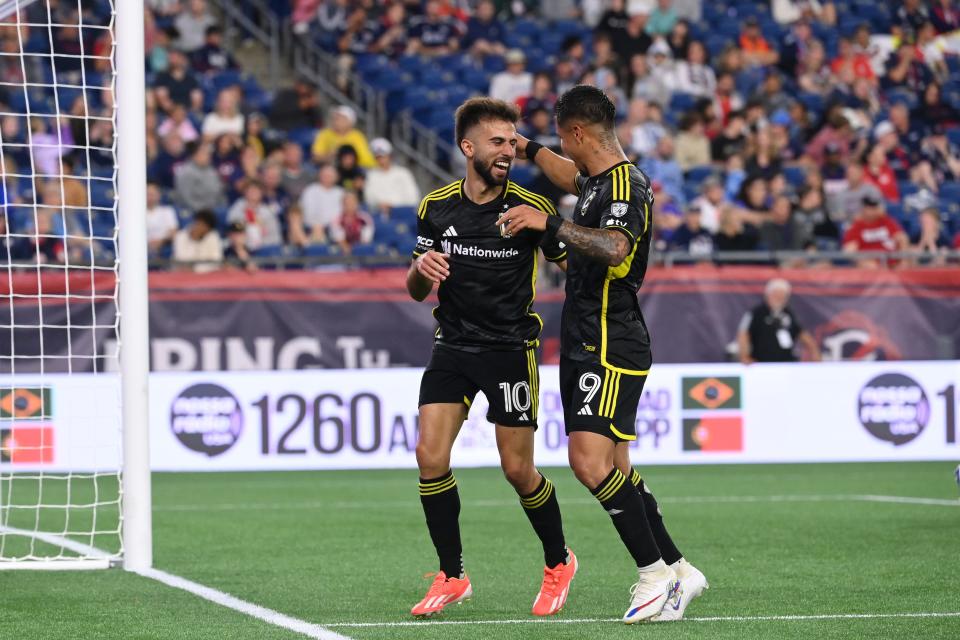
561 161 654 374
413 179 566 351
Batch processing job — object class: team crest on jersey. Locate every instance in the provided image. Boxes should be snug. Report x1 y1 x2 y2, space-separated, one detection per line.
611 202 628 217
580 187 599 215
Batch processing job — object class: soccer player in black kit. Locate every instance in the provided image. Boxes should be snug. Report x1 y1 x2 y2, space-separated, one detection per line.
497 85 708 623
406 98 578 618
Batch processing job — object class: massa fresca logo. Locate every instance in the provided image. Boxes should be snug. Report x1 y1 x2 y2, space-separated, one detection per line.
857 373 929 446
682 377 741 411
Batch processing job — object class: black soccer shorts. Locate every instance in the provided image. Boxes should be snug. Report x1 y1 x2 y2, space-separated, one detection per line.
419 345 540 428
560 356 647 442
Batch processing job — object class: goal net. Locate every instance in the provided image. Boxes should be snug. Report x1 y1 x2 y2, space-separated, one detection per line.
0 0 149 569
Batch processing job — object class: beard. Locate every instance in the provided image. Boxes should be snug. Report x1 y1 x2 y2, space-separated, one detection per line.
472 155 508 187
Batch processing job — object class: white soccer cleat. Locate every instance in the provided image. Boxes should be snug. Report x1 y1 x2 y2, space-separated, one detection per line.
650 559 709 621
622 565 682 624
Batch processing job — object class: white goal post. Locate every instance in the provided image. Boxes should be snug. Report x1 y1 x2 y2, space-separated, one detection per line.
0 0 151 570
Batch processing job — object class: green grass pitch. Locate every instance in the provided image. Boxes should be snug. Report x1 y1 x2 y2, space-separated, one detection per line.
2 462 959 639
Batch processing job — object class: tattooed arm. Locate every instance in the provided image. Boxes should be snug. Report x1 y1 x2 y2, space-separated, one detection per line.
496 205 630 266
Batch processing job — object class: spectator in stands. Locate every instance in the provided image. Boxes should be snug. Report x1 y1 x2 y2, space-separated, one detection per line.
671 40 716 98
553 55 580 96
58 157 88 209
831 36 877 88
300 164 343 244
192 26 238 74
175 0 216 53
916 83 960 132
923 125 960 183
666 18 691 60
668 204 714 256
148 25 177 74
827 162 882 223
245 112 268 161
202 89 245 141
280 141 314 201
713 72 745 124
628 53 663 104
20 208 66 265
227 181 282 251
737 278 821 364
311 105 375 168
842 194 908 267
851 23 888 76
794 184 839 247
489 49 534 106
882 43 933 94
364 137 420 216
716 206 760 252
646 0 678 37
760 194 811 251
30 117 68 178
174 143 225 213
173 208 222 273
375 2 410 58
779 19 814 78
863 142 899 202
805 109 857 166
640 136 686 206
158 103 200 144
464 0 506 58
596 0 629 43
689 175 727 233
270 78 323 132
711 110 748 162
518 73 556 121
406 0 462 57
797 41 833 96
745 127 783 181
931 0 960 33
736 175 770 224
913 207 952 263
674 112 711 171
330 191 374 253
894 0 930 42
212 134 245 197
286 203 311 248
146 182 179 257
335 145 365 194
150 132 188 189
224 221 258 273
915 23 948 80
154 49 203 114
620 98 665 158
739 17 779 67
260 162 290 213
337 5 381 56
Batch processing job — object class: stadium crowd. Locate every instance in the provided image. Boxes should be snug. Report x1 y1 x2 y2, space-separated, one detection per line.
2 0 960 271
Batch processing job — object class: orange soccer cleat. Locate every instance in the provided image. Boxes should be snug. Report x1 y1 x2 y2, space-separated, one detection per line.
410 571 473 618
531 548 578 616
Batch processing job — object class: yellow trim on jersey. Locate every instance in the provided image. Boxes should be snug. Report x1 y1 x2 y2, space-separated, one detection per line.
463 395 472 408
506 181 557 216
595 471 626 502
610 423 637 441
417 180 461 219
526 248 544 335
608 164 631 203
643 201 650 236
599 240 651 376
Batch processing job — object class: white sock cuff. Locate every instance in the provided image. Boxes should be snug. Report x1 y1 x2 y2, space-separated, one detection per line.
637 558 667 573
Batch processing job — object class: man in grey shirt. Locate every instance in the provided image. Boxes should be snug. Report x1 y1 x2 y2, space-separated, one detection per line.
174 143 225 214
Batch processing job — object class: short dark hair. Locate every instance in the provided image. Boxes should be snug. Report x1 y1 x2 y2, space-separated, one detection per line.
454 97 520 148
554 85 616 130
194 209 217 229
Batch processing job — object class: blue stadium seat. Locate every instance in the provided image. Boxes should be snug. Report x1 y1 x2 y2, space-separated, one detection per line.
252 244 285 258
669 93 698 115
508 163 536 188
939 181 960 204
685 165 716 185
783 166 807 188
301 244 342 258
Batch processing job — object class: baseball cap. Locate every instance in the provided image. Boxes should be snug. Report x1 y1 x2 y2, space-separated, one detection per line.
873 120 895 138
505 49 526 64
370 137 393 157
770 109 792 127
862 193 882 206
332 105 357 125
648 38 671 57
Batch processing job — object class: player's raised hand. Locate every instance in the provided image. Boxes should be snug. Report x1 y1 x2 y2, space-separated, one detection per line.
496 204 548 237
416 250 451 284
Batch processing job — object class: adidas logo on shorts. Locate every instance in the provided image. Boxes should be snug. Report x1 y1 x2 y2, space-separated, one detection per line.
577 405 592 416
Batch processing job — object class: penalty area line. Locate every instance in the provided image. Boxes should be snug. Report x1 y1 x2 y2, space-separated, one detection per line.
136 567 354 640
325 611 960 628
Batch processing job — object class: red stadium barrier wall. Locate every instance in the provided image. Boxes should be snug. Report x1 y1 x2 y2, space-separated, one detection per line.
2 267 959 371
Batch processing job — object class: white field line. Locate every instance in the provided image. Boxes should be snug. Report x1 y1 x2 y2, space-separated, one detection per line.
153 494 960 512
0 527 352 640
136 567 352 640
324 611 960 628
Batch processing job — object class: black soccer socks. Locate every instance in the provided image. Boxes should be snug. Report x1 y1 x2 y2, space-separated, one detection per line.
592 468 661 567
419 470 463 578
519 473 568 568
630 469 684 565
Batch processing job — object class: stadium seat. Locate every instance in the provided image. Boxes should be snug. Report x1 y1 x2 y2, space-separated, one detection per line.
301 244 342 258
783 166 807 188
508 163 536 188
685 165 716 185
939 181 960 204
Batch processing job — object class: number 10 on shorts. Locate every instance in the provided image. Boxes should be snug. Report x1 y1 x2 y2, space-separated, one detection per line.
499 382 532 414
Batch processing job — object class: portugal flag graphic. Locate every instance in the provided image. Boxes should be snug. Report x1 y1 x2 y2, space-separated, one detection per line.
682 417 743 452
0 387 52 419
0 426 55 463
